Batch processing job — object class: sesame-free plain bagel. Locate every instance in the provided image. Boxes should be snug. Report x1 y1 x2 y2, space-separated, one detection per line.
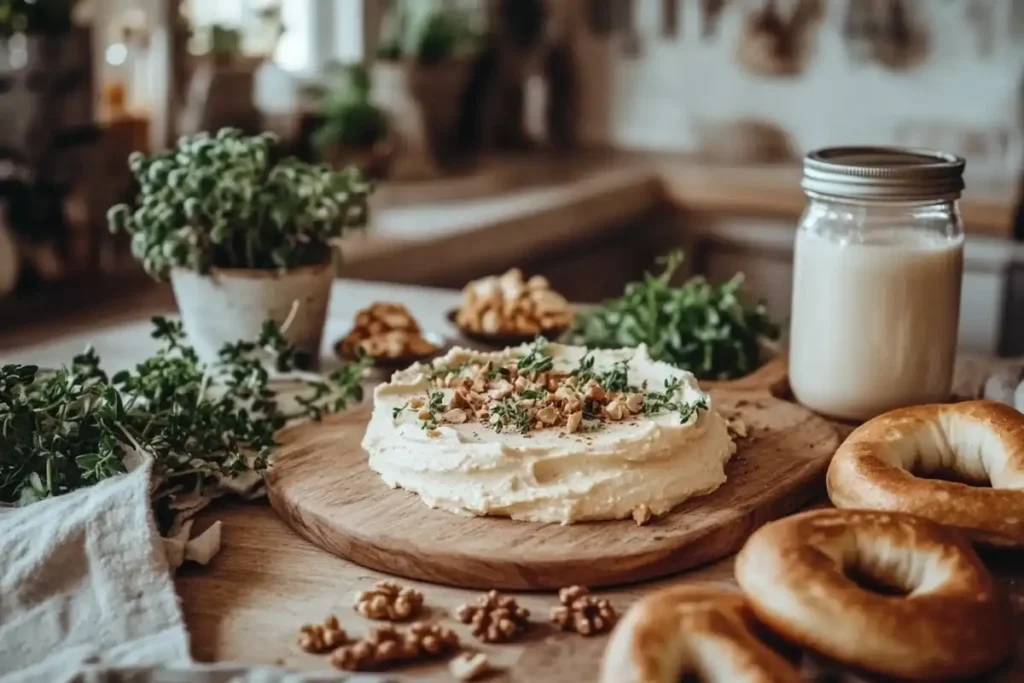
599 585 800 683
734 509 1014 681
827 400 1024 546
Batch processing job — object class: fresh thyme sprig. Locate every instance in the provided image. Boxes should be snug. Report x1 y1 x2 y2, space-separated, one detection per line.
517 338 553 376
489 398 531 434
641 376 709 424
571 353 637 394
0 317 367 511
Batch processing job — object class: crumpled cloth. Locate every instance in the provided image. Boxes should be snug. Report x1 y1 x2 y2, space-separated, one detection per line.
0 464 388 683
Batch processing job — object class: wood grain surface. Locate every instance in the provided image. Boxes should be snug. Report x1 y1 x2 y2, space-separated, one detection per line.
264 387 838 590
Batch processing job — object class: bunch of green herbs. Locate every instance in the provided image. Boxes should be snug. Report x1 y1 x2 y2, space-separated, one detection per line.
107 128 372 280
0 317 366 522
567 252 779 381
314 64 390 154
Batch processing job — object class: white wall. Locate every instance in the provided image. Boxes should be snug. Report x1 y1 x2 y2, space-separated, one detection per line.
571 0 1024 177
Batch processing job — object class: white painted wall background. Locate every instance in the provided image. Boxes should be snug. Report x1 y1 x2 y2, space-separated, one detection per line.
569 0 1024 177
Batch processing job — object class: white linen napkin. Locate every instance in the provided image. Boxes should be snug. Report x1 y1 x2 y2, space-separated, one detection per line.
0 465 389 683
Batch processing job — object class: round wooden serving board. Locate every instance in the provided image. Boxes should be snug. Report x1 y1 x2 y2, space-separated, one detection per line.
265 384 839 591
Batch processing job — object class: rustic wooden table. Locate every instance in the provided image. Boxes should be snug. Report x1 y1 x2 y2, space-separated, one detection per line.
3 280 1022 681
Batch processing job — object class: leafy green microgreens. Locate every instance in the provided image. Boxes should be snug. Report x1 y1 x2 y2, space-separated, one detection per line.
516 338 553 376
641 377 709 424
489 398 531 434
392 402 410 420
520 388 545 401
568 250 780 380
418 389 446 430
0 316 366 510
107 127 372 281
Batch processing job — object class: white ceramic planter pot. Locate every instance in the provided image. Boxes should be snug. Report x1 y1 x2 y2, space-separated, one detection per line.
169 262 333 367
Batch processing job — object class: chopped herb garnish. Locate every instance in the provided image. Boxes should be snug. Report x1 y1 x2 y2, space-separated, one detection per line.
516 338 553 376
489 398 531 434
520 388 545 401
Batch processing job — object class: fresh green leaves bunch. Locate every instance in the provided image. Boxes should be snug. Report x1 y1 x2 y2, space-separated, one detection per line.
107 128 373 280
568 252 780 381
0 317 367 512
314 65 390 153
375 1 482 64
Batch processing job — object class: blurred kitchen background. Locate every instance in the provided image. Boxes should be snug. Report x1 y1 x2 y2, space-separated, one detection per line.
3 0 1024 354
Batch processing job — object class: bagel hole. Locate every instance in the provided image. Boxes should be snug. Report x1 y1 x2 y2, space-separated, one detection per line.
845 567 909 596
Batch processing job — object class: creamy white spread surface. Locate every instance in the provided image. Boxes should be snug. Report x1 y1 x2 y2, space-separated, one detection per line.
361 343 735 524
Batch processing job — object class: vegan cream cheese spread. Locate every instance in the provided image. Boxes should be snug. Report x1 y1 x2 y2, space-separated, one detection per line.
361 341 735 524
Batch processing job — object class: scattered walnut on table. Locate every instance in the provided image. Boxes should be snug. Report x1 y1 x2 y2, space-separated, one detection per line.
449 652 492 681
330 622 460 671
550 586 618 636
632 504 654 526
455 589 531 643
297 615 349 653
354 580 424 621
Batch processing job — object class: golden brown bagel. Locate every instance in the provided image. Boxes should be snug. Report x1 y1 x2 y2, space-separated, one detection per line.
734 509 1014 681
827 400 1024 546
599 584 800 683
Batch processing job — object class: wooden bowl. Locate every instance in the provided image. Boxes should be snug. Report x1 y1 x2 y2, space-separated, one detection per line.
445 309 569 348
334 332 450 372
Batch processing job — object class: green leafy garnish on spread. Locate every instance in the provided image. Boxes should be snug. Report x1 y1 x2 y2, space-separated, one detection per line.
516 338 553 376
0 318 366 511
567 251 779 380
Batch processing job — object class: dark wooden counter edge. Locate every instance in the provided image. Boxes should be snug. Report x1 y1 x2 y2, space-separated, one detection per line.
657 160 1017 240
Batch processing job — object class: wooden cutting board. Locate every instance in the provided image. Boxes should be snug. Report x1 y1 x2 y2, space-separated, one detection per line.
265 380 838 591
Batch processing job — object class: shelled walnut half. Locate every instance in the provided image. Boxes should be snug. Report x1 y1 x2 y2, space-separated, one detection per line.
354 580 424 621
330 622 459 671
550 585 617 636
297 615 349 653
455 589 531 643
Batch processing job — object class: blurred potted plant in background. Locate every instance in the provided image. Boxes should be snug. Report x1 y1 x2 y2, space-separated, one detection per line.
313 64 393 180
373 0 483 167
107 128 372 367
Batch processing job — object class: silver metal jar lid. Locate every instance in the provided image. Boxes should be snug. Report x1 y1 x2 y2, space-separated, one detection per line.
802 146 965 202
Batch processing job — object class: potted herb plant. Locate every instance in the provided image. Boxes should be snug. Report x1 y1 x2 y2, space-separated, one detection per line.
313 64 393 180
373 1 482 166
107 127 371 366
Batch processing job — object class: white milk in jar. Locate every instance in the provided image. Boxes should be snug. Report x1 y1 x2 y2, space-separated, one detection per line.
790 147 966 421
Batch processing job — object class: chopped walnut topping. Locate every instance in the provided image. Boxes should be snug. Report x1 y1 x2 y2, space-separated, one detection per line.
411 343 709 437
443 408 468 424
455 590 531 643
354 581 424 621
604 399 625 421
449 652 492 681
297 615 348 653
632 504 654 526
330 622 459 671
550 586 617 636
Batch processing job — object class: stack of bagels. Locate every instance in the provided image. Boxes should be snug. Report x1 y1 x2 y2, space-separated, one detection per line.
601 400 1022 682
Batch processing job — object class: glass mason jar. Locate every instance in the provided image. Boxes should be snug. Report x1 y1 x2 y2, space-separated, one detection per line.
789 147 965 421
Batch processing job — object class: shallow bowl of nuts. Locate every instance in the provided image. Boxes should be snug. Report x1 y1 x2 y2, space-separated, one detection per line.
448 269 574 348
336 302 451 371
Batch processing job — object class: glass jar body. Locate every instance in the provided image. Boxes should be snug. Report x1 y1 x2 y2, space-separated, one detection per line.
789 197 964 421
